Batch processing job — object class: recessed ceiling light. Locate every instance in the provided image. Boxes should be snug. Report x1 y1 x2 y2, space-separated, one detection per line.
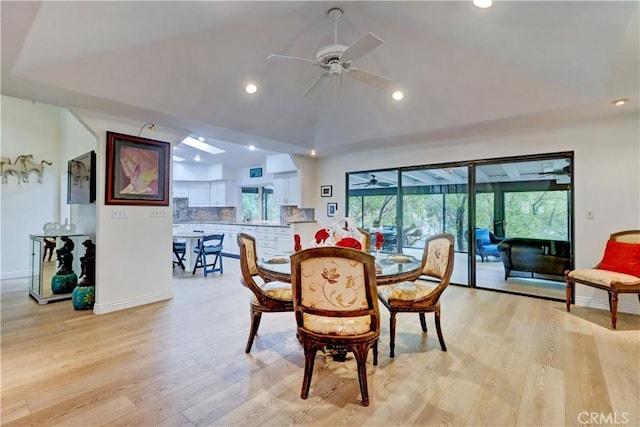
246 83 258 94
249 145 256 151
473 0 493 8
611 98 628 106
310 149 317 156
392 91 404 101
198 136 205 142
173 155 185 162
194 155 201 162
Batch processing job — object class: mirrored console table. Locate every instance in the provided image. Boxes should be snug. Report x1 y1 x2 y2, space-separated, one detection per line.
29 234 89 304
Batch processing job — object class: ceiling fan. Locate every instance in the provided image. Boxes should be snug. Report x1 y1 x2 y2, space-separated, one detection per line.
538 164 571 176
267 7 391 97
354 174 393 187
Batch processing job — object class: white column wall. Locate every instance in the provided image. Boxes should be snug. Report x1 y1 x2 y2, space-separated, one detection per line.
314 113 640 314
74 113 183 314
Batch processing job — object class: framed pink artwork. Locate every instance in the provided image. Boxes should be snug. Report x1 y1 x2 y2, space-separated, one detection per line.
105 131 170 205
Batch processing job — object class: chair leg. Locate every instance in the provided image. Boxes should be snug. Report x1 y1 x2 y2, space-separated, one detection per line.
611 293 618 330
373 339 378 366
419 313 428 332
301 342 318 400
434 309 447 352
202 253 208 277
245 308 262 353
192 252 202 275
389 311 397 358
565 280 572 312
352 343 372 406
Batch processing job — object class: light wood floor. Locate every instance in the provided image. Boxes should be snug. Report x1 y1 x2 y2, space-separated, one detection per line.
2 258 639 426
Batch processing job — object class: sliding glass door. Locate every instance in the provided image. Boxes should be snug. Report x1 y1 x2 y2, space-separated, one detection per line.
345 153 573 300
347 170 398 251
401 166 469 285
474 156 572 299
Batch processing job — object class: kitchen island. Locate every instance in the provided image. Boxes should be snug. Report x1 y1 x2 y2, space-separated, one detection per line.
173 221 317 258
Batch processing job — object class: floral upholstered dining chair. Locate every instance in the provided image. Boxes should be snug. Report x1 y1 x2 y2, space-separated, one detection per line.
377 233 455 357
290 246 380 406
237 233 293 353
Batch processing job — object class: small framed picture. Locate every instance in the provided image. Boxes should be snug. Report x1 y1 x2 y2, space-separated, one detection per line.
320 185 332 197
249 167 263 178
327 202 337 217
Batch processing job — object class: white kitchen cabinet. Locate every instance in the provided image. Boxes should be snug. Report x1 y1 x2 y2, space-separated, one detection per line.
220 225 241 255
173 181 189 198
275 227 293 253
273 172 300 206
256 227 276 258
209 180 237 207
188 182 210 207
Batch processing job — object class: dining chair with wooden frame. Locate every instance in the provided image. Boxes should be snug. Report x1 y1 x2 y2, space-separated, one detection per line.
377 233 455 357
290 246 380 406
237 233 294 353
565 229 640 329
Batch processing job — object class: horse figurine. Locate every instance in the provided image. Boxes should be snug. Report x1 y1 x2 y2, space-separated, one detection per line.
1 156 22 184
16 154 52 183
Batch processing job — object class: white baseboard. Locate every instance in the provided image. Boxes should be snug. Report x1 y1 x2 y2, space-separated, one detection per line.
93 290 173 315
0 270 30 281
575 295 640 315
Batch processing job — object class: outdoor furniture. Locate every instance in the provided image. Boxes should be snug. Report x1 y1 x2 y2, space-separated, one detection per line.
566 230 640 329
377 233 455 357
290 246 380 406
192 234 224 276
498 238 570 280
172 241 186 270
475 228 503 262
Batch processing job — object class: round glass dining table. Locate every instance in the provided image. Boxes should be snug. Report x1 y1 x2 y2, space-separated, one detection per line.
257 251 423 286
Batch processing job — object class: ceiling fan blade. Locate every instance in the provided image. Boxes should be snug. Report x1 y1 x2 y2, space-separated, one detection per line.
348 67 391 89
303 73 331 97
377 182 392 187
340 32 384 62
267 54 318 66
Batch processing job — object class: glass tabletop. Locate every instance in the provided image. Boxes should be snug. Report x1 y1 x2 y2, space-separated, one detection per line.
257 251 422 283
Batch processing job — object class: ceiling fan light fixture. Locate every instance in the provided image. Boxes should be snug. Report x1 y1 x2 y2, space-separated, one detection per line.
611 98 628 106
473 0 493 9
245 83 258 94
392 91 404 101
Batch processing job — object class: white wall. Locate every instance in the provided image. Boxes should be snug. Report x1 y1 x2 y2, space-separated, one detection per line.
59 109 98 237
74 113 184 314
1 97 63 279
315 113 640 314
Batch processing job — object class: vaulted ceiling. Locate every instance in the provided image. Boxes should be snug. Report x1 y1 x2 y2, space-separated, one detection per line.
2 1 638 168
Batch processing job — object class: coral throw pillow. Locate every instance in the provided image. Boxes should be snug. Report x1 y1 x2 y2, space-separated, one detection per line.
599 240 640 277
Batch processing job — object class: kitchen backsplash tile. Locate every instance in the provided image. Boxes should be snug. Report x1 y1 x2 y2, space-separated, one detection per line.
173 198 236 222
280 206 315 223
